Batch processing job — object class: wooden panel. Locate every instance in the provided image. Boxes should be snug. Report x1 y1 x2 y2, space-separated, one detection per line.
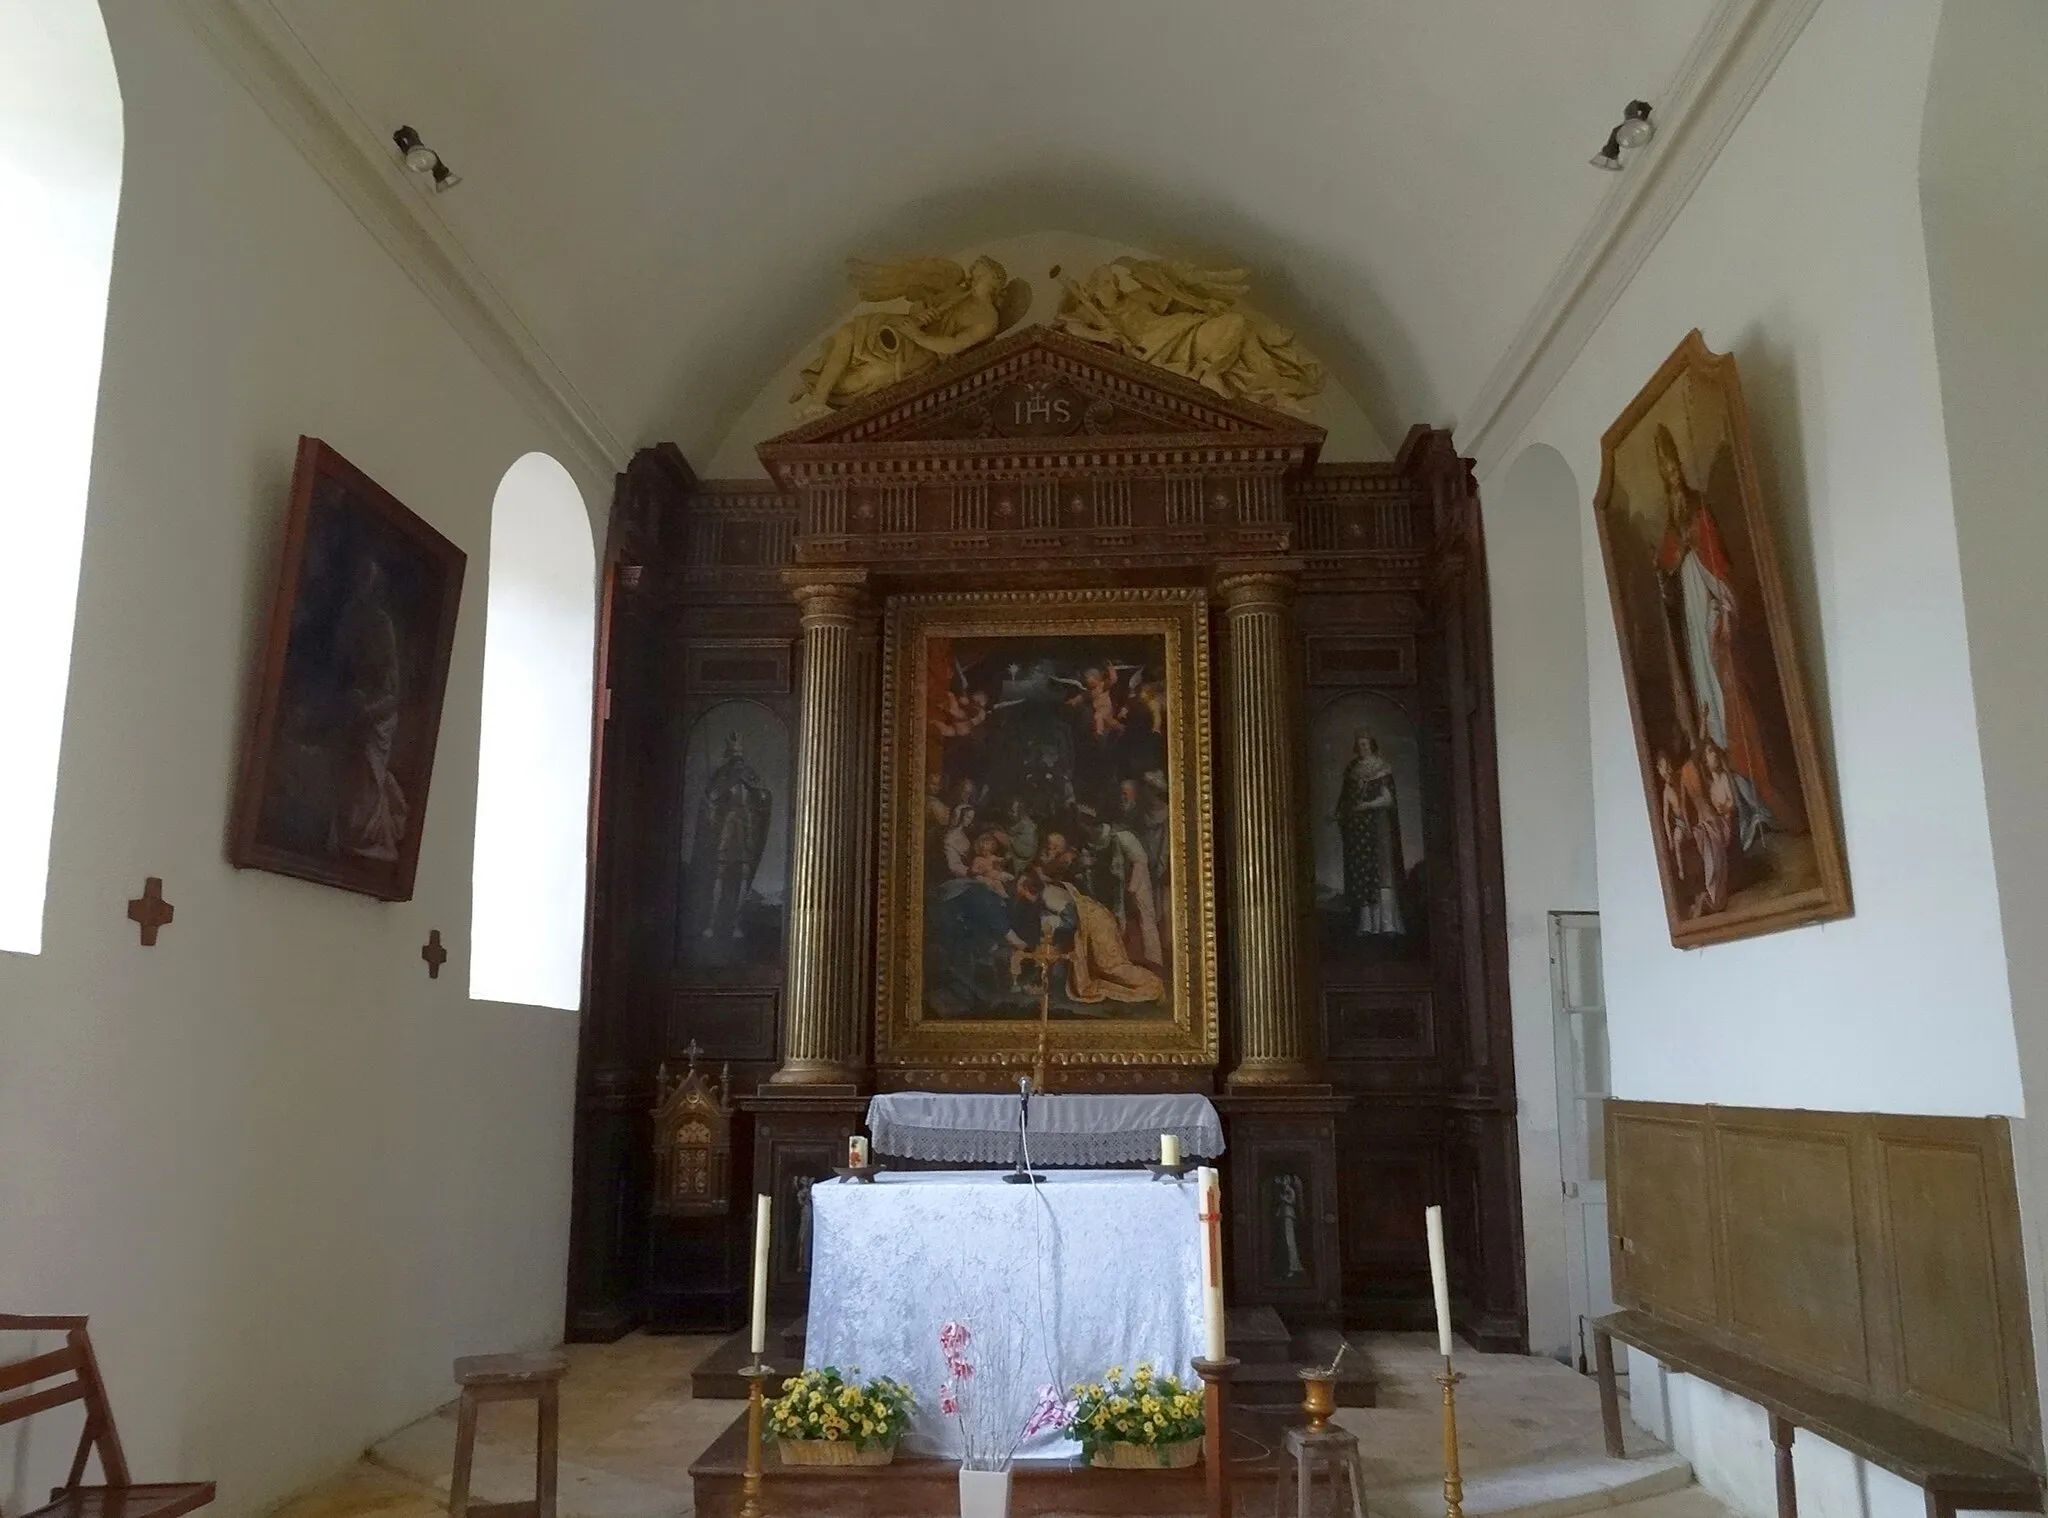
1717 1121 1867 1382
1306 634 1416 686
1608 1101 2042 1473
1611 1110 1717 1328
1325 988 1434 1059
670 988 779 1062
685 639 792 694
1878 1126 2018 1446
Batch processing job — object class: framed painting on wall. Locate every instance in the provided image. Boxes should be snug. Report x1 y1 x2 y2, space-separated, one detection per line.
1591 330 1850 947
875 588 1219 1073
229 436 466 900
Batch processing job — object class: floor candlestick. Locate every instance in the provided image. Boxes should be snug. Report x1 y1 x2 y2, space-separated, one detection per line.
1194 1355 1240 1518
739 1360 773 1518
1437 1359 1465 1518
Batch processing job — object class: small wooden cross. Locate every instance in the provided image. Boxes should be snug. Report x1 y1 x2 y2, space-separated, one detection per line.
684 1038 704 1071
421 928 448 979
126 876 174 947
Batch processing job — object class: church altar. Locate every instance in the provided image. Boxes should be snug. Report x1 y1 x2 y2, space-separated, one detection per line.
866 1091 1225 1166
805 1170 1206 1460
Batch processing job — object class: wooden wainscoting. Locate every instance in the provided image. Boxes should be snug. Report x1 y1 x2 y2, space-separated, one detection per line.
1608 1101 2041 1470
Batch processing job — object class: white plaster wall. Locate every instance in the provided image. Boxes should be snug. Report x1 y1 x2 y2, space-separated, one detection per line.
1919 0 2048 1459
0 5 604 1515
1487 0 2027 1513
698 229 1392 477
1501 0 2017 1121
1481 443 1599 1363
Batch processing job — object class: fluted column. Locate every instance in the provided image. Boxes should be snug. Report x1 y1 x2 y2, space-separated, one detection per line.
772 569 879 1086
1217 560 1317 1086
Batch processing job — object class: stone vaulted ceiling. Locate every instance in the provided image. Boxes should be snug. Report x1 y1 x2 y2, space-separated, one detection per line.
261 0 1719 466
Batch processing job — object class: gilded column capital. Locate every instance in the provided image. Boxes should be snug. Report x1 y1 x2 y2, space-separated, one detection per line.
1214 557 1306 612
783 566 871 628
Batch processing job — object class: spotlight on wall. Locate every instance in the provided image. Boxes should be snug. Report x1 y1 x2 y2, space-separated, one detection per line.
1589 100 1654 171
392 125 461 193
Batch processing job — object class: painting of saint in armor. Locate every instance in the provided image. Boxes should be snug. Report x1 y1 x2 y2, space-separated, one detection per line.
679 700 790 970
1311 691 1427 962
1593 331 1849 946
876 591 1219 1073
230 438 465 900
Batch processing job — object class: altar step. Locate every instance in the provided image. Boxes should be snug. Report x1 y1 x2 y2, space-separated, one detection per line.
686 1308 1376 1407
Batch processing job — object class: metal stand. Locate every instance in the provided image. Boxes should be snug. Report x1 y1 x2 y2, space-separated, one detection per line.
1195 1355 1241 1518
1437 1360 1465 1518
739 1359 773 1518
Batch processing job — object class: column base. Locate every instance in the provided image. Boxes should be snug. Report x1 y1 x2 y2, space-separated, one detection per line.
1226 1056 1320 1088
767 1058 861 1088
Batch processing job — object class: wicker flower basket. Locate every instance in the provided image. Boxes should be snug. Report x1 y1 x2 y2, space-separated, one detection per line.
776 1437 896 1467
1091 1436 1203 1470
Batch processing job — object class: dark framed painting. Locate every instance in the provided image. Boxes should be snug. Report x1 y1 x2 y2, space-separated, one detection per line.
1592 331 1850 947
676 697 792 973
874 589 1219 1072
1309 689 1429 963
229 437 466 900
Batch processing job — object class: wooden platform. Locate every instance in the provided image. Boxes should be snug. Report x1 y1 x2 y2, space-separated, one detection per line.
686 1308 1378 1407
688 1402 1299 1518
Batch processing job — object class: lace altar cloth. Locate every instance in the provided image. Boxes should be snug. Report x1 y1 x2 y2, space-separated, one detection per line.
864 1091 1225 1167
806 1170 1206 1460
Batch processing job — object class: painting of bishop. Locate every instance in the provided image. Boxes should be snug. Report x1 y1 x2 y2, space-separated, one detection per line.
1593 331 1850 946
919 630 1174 1021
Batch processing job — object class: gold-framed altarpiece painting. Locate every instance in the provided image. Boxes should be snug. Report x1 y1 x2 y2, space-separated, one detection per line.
875 588 1220 1073
1592 330 1851 947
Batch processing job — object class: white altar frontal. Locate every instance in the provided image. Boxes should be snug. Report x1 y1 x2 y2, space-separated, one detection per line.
804 1170 1206 1460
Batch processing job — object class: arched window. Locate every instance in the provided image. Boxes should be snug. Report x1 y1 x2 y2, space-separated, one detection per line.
470 453 596 1008
0 2 123 955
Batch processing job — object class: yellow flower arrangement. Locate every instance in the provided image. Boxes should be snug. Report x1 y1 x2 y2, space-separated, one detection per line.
1061 1363 1204 1464
767 1368 913 1450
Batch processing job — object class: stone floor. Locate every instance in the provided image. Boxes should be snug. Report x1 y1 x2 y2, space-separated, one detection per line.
263 1333 1729 1518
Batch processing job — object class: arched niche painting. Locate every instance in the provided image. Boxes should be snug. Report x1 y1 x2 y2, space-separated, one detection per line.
1309 690 1428 962
678 699 791 973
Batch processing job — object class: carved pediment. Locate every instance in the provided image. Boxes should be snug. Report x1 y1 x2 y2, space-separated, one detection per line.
758 325 1325 475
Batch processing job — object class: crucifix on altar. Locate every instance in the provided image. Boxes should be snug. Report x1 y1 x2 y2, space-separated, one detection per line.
1008 921 1075 1093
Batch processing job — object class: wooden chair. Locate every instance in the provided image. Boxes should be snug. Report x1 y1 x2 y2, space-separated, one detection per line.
0 1315 215 1518
448 1351 568 1518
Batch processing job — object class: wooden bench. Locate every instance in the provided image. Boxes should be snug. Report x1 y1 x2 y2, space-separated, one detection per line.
0 1315 216 1518
1594 1309 2041 1518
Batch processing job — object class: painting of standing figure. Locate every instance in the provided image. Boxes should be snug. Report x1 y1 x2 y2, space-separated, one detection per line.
1592 331 1850 946
1310 691 1427 961
678 700 790 971
230 437 465 900
877 590 1219 1073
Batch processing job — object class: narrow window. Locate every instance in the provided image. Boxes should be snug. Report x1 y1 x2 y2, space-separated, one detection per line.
470 453 595 1007
0 1 123 954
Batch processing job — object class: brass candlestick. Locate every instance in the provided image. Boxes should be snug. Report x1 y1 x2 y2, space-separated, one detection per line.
740 1359 773 1518
1437 1359 1465 1518
1193 1356 1240 1518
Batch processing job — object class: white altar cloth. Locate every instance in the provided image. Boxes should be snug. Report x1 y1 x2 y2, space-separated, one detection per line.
805 1170 1205 1460
865 1091 1225 1166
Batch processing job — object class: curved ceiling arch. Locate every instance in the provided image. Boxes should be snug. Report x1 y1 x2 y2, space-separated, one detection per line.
264 0 1719 463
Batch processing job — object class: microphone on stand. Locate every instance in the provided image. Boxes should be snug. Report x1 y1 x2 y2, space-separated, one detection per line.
1005 1074 1042 1184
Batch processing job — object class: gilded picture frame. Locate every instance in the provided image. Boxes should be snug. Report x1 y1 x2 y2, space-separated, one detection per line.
1591 330 1851 947
875 588 1219 1072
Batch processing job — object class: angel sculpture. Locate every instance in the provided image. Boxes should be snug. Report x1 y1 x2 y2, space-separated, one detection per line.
792 255 1032 413
1056 256 1325 416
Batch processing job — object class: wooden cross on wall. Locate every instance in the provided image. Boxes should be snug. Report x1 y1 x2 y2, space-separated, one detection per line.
421 929 448 979
126 877 174 947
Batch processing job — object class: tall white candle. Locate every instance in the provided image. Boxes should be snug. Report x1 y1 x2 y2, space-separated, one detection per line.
1160 1132 1182 1168
1425 1204 1453 1359
1197 1166 1227 1363
749 1192 772 1357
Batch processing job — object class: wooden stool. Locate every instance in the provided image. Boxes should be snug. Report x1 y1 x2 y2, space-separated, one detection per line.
1275 1424 1370 1518
448 1351 568 1518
